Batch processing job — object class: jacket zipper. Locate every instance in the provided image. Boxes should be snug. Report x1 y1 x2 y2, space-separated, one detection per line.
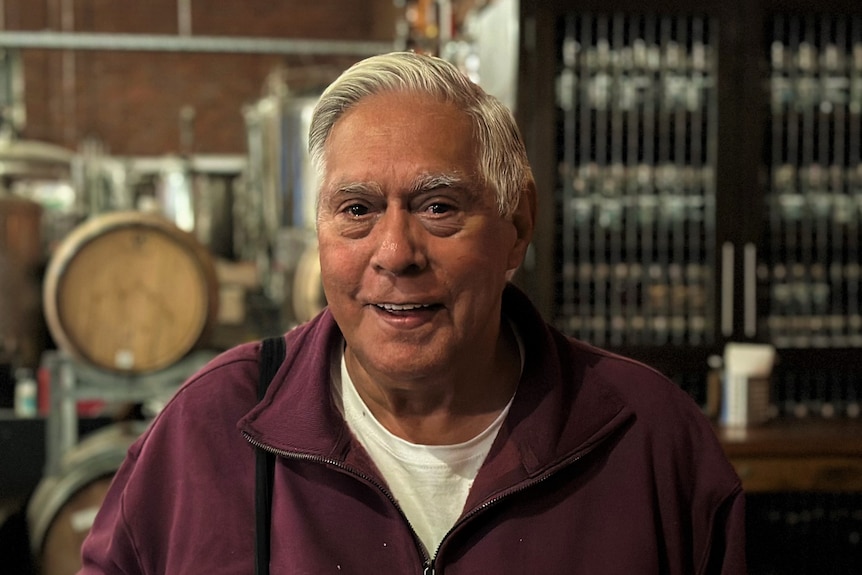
428 429 616 568
247 433 600 574
244 432 434 572
428 450 586 566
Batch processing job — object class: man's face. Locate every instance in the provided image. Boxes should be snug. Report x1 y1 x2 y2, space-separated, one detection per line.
316 91 529 383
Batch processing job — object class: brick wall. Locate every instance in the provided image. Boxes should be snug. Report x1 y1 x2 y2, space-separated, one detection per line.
4 0 398 156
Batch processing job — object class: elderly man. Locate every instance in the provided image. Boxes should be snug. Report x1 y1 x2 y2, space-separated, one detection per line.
79 52 745 574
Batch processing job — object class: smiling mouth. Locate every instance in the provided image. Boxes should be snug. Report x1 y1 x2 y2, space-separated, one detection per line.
375 303 441 312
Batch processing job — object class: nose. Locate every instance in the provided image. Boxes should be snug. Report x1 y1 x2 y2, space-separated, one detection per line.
370 208 427 275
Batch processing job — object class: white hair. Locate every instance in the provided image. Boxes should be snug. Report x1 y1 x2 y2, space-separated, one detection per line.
308 51 533 218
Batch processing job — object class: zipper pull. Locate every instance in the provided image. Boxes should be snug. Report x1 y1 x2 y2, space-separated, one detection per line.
423 565 435 575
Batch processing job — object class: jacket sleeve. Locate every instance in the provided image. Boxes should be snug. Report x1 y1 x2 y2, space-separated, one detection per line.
77 442 146 575
701 486 747 575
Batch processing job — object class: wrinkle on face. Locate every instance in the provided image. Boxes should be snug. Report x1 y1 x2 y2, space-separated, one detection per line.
316 91 524 392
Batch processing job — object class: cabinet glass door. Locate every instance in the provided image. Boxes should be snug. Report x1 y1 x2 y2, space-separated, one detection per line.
762 14 862 349
554 13 718 348
761 13 862 419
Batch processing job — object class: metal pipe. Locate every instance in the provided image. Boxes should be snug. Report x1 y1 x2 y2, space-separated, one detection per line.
0 30 395 56
61 0 76 144
721 241 734 337
744 242 757 338
178 0 193 37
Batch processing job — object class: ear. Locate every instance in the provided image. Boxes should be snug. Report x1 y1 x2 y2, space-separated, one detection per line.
506 178 537 276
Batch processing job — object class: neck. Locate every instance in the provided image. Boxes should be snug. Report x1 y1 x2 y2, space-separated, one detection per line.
345 321 521 445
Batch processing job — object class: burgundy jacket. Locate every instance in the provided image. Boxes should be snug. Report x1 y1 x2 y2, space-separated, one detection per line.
79 285 746 574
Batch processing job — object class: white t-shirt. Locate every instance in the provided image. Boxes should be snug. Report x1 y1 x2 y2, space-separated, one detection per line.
330 343 517 557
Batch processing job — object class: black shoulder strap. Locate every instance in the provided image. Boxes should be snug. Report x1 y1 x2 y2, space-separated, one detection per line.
255 336 286 575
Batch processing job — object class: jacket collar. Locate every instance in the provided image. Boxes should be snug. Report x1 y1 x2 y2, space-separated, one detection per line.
464 285 631 507
239 284 632 491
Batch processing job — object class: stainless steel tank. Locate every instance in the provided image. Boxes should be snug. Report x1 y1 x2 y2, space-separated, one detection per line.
122 154 243 261
242 79 324 328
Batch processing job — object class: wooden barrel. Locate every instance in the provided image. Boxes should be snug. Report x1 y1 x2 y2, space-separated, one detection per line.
43 211 219 373
26 421 148 575
0 195 44 367
0 194 43 267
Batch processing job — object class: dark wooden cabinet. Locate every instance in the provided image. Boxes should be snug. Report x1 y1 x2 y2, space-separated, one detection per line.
719 419 862 573
720 419 862 493
516 1 862 571
516 0 862 407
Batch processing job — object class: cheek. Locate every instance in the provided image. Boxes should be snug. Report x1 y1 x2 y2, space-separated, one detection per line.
318 240 366 293
463 227 519 274
448 246 509 296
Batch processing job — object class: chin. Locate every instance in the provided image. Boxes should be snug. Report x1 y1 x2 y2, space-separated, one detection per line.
356 344 445 378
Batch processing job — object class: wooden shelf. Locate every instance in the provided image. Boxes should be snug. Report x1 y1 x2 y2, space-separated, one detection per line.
718 419 862 493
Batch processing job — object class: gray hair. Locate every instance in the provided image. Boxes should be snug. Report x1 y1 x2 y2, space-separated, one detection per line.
308 51 533 218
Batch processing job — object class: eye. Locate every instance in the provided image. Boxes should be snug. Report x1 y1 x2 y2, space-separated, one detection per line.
426 202 453 215
344 203 370 217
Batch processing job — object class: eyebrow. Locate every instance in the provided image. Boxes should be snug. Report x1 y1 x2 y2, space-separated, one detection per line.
409 172 470 194
331 181 383 196
331 172 471 197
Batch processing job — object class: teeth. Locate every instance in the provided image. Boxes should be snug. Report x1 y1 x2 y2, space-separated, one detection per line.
378 303 430 311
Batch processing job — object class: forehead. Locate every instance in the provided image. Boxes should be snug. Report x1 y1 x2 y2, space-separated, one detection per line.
336 89 470 129
322 91 479 184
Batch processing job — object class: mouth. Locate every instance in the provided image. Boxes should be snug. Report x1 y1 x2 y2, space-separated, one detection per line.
374 302 442 313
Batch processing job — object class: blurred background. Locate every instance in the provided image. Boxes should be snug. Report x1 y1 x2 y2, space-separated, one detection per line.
0 0 861 573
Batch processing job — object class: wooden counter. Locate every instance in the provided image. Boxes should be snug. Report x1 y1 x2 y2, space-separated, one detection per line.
717 418 862 493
